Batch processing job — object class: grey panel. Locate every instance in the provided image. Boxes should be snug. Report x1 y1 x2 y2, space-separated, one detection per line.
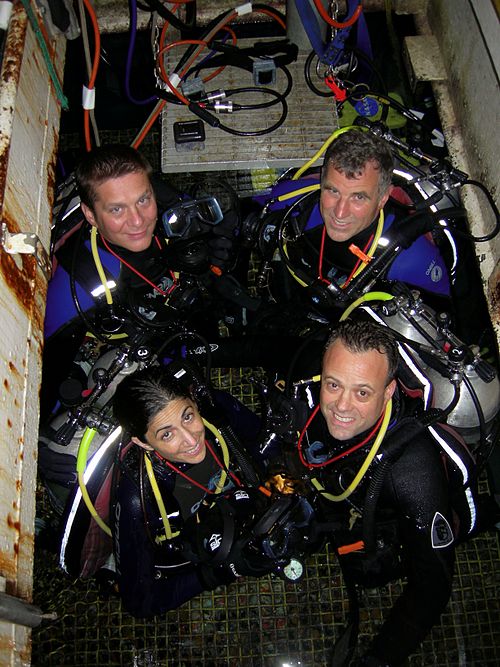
161 46 339 173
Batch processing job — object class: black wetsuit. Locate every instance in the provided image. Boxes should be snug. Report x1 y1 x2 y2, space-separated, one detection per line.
113 392 262 618
295 390 477 665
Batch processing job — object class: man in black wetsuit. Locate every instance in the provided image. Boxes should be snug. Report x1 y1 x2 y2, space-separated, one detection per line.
291 320 477 666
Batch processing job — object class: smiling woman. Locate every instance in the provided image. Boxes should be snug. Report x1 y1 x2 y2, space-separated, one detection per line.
134 397 207 464
92 361 274 618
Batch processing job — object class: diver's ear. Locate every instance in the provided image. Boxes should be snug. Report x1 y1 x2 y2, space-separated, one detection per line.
81 202 97 227
384 378 397 404
379 184 393 210
131 436 154 452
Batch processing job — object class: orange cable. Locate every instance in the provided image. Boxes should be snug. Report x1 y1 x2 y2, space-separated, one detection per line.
313 0 362 29
82 0 101 151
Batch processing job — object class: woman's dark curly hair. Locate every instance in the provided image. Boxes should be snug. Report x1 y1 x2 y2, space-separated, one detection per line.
112 366 192 441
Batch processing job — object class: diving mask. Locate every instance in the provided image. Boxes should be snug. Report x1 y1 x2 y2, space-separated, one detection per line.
162 196 224 239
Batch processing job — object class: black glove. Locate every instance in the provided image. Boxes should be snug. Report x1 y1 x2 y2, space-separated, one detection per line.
224 536 278 577
198 535 277 590
208 209 240 271
38 441 77 487
197 562 237 591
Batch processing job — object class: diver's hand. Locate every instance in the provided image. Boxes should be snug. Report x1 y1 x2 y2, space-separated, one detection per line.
198 536 276 590
38 441 77 487
208 209 239 271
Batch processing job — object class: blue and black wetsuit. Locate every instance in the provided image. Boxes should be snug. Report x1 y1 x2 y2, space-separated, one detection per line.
262 176 451 298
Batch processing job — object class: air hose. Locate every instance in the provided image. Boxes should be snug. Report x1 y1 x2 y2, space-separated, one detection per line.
76 427 114 537
311 400 393 502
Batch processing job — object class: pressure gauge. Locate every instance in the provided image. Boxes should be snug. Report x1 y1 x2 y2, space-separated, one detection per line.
282 558 304 582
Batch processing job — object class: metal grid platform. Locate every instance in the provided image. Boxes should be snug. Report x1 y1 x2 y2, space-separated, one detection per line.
31 487 500 666
161 43 339 173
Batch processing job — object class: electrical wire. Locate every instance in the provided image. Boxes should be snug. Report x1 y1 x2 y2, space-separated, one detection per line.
81 0 101 152
125 0 159 105
77 0 100 146
313 0 362 29
132 7 238 148
139 0 197 32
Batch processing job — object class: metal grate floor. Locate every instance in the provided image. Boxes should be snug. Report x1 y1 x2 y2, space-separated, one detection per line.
31 369 500 666
160 42 339 174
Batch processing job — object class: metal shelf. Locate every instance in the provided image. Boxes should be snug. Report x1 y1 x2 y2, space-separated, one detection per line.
161 45 339 173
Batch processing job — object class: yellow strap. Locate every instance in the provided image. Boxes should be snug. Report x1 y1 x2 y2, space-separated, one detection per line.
146 419 231 542
311 399 393 502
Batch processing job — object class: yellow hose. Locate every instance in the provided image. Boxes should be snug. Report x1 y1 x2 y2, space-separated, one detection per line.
76 427 112 536
311 399 393 501
147 419 231 542
340 291 395 322
293 126 358 180
90 226 113 305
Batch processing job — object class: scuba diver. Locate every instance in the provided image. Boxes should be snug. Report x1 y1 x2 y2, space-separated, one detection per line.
59 361 316 618
248 128 493 349
41 144 247 422
263 319 480 666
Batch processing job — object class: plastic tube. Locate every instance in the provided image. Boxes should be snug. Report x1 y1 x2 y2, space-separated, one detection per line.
76 428 112 537
311 399 393 501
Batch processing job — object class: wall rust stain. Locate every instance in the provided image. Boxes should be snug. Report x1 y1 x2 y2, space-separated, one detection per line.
0 7 27 86
0 6 28 203
47 141 58 207
489 272 500 326
0 550 17 580
8 360 20 377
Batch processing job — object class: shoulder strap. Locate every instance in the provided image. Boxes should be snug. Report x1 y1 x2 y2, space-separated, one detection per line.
55 232 117 297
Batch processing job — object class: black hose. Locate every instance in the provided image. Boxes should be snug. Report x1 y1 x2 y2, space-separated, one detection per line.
453 180 500 242
140 0 196 32
174 9 234 74
217 423 262 488
215 89 288 136
285 325 328 396
462 372 488 468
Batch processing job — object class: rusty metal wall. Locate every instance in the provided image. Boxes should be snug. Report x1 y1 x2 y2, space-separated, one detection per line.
0 1 64 663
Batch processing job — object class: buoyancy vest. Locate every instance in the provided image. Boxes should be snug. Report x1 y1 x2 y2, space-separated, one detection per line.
256 176 451 297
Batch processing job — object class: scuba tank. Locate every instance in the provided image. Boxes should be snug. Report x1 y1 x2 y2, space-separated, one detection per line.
362 293 500 444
